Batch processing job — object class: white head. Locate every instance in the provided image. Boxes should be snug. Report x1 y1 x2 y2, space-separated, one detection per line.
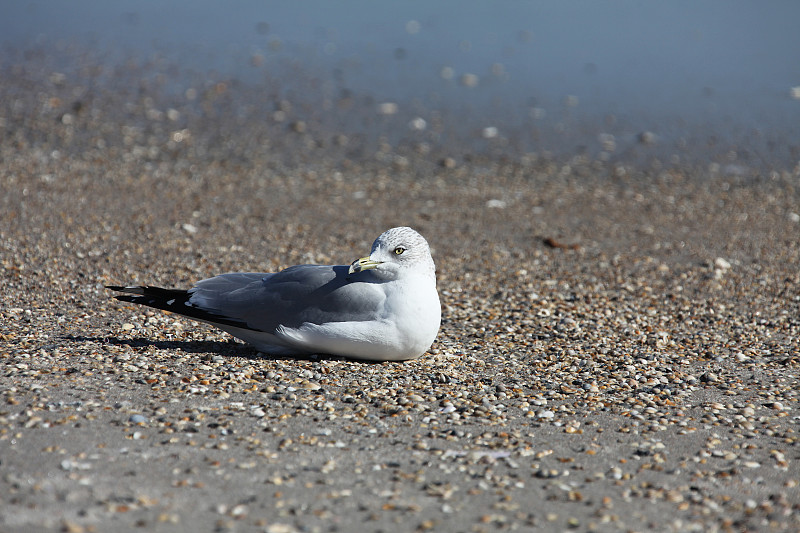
349 227 436 281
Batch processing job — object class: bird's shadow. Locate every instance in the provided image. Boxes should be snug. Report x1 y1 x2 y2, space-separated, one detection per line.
62 335 376 364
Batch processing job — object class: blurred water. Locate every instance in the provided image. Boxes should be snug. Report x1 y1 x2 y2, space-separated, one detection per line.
3 0 799 169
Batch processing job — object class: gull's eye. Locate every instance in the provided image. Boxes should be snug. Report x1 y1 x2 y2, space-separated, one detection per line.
393 247 406 255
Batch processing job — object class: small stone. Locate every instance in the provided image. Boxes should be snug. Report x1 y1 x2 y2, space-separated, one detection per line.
230 504 248 517
61 521 85 533
408 117 427 131
439 157 456 169
700 372 719 383
535 468 560 478
460 73 479 87
638 131 657 144
376 102 398 115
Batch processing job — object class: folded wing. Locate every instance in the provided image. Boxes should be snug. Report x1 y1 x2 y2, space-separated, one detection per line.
109 265 388 336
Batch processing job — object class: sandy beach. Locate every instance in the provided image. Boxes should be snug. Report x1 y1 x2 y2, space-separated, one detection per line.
2 41 800 532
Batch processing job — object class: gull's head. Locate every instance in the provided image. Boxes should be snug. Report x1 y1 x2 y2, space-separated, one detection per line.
348 227 436 280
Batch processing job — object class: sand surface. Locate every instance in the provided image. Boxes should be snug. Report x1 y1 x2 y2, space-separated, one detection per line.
2 48 800 533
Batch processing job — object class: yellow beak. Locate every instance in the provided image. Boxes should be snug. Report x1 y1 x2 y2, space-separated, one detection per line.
348 256 383 274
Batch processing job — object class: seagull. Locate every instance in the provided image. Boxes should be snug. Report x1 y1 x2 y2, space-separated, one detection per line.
106 227 441 361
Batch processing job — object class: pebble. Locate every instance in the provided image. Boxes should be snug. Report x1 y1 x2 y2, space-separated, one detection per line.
128 414 148 424
376 102 398 115
700 372 719 383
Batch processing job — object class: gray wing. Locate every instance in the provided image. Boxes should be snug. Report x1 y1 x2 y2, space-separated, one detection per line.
188 265 387 333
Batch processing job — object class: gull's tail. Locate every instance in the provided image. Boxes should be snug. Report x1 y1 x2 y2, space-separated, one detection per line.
105 285 248 328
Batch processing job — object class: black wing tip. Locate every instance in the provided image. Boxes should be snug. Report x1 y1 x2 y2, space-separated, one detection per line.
106 284 153 295
106 284 133 292
105 284 250 330
105 285 188 306
106 285 182 295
